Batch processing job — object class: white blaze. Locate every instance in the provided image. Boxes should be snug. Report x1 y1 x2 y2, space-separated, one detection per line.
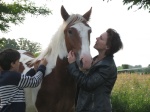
71 22 92 69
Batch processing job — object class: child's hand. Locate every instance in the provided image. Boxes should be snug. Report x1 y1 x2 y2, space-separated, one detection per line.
39 58 48 66
33 60 40 71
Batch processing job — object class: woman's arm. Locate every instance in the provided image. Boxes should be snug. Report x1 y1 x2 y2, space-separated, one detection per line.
67 62 112 91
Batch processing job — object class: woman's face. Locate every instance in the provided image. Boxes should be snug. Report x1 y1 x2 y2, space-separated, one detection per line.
94 32 108 51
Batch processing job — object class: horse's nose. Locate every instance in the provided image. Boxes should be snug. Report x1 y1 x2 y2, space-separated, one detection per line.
80 56 92 69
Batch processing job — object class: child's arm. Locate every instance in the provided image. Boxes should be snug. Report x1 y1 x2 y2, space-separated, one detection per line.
18 58 47 88
25 60 40 77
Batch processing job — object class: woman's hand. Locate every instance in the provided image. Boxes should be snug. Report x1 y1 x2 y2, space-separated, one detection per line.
67 51 76 64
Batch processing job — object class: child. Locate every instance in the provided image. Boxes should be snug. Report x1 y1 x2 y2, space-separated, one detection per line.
0 48 47 112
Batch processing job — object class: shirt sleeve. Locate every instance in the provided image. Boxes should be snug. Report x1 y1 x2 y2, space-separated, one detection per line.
25 68 36 76
18 65 46 88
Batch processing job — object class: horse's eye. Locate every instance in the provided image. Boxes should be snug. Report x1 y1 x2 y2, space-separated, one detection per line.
68 29 72 34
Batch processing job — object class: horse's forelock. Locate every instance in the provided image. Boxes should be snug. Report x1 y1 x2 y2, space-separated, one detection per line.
66 14 86 26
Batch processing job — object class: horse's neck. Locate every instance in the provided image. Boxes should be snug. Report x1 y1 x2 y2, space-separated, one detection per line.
37 24 68 76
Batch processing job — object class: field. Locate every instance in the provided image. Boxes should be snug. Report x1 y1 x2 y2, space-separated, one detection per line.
111 73 150 112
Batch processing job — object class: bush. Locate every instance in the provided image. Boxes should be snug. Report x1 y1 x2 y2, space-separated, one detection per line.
112 73 150 112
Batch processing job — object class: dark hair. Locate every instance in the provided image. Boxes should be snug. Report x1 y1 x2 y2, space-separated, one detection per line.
0 48 20 70
105 28 123 56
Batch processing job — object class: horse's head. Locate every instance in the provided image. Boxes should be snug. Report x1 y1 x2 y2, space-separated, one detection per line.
61 5 92 69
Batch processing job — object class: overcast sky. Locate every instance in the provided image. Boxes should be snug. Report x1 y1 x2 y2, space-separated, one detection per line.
1 0 150 67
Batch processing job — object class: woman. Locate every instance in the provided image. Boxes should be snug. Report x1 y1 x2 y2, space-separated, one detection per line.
67 28 123 112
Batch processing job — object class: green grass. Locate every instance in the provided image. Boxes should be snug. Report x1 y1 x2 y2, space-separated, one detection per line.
111 73 150 112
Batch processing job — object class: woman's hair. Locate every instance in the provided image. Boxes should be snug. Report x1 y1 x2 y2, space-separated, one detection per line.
0 48 20 70
105 28 123 56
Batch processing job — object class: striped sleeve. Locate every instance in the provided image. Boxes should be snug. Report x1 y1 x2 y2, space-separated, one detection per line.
18 65 46 88
18 71 43 88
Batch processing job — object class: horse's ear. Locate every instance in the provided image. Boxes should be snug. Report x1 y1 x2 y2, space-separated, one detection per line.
61 5 70 21
83 7 92 21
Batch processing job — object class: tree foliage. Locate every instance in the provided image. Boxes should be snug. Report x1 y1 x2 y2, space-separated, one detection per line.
17 38 41 54
0 37 41 54
122 64 129 69
104 0 150 12
0 37 20 50
0 0 51 32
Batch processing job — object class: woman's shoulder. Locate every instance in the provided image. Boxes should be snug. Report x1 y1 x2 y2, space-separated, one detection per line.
101 55 115 65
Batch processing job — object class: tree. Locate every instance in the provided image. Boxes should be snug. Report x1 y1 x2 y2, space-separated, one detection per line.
0 37 20 51
117 66 123 70
17 38 41 54
122 64 129 69
134 65 142 68
104 0 150 12
0 37 41 54
0 0 51 32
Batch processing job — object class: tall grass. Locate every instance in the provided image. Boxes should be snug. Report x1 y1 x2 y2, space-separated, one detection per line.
111 73 150 112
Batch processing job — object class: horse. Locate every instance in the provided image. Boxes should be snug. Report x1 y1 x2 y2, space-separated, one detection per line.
19 5 92 112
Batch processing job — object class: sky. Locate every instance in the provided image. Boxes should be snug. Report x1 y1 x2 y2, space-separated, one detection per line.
1 0 150 67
